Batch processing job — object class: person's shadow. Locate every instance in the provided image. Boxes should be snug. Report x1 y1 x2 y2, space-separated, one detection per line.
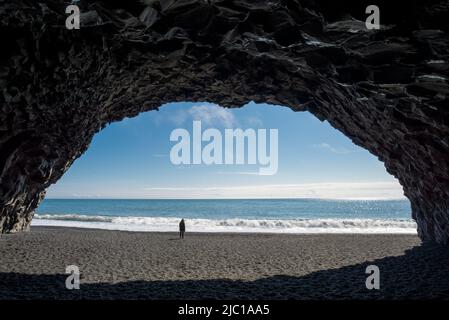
1 242 449 299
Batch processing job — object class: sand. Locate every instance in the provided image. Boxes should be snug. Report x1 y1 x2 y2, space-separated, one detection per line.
1 226 449 299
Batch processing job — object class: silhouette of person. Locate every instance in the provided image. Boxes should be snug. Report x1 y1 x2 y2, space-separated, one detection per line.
179 219 185 239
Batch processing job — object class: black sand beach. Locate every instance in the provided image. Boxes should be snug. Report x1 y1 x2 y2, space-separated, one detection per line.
1 227 448 299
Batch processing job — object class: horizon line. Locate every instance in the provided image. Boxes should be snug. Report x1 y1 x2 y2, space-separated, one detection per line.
43 197 408 201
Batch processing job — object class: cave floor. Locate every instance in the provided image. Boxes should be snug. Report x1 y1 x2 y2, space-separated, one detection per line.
0 227 448 299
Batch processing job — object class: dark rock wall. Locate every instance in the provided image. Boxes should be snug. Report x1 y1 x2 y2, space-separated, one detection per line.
1 0 448 242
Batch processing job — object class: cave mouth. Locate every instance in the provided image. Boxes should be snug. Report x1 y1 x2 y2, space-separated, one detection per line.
0 0 448 244
31 102 414 235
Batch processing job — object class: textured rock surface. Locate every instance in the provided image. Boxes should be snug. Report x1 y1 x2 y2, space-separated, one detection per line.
0 0 448 242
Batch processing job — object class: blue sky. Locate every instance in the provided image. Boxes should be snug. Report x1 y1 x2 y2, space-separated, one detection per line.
46 102 405 199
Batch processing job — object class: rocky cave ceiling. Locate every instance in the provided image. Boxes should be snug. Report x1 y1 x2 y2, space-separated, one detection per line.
0 0 449 243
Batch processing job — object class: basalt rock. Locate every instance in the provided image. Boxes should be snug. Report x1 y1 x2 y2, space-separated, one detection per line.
0 0 448 242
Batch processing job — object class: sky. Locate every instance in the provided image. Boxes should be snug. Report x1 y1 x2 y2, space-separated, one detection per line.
46 102 406 200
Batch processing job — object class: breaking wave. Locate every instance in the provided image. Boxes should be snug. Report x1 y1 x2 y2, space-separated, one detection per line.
33 213 417 234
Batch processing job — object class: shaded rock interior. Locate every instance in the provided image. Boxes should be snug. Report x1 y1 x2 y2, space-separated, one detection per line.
0 0 448 242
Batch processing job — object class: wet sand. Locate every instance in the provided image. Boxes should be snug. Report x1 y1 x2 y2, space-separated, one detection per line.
1 226 448 299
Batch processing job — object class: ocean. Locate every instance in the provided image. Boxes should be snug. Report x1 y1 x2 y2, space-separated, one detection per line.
32 198 417 234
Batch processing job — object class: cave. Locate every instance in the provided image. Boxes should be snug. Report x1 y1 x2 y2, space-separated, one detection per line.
0 0 448 244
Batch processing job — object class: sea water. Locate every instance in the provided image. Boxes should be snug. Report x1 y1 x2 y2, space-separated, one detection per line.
32 198 416 234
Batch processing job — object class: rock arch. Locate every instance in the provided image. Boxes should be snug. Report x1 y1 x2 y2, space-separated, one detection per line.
1 0 448 243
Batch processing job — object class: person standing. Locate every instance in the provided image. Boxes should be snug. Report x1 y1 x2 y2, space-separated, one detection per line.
179 218 185 239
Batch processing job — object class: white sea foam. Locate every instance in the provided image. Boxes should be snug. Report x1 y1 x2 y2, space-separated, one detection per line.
32 214 417 234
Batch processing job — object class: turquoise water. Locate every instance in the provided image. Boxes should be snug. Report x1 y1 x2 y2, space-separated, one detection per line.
37 198 410 220
33 198 416 234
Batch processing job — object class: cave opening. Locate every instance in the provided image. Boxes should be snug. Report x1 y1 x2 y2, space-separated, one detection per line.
31 102 413 235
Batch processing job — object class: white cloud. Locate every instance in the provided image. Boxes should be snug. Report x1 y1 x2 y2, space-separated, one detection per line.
246 116 264 127
189 104 237 127
314 142 354 154
47 181 405 200
138 181 405 200
152 153 167 158
170 104 238 127
215 171 261 175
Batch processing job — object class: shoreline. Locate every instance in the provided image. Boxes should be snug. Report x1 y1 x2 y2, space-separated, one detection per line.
1 226 449 299
30 224 417 235
31 216 418 235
